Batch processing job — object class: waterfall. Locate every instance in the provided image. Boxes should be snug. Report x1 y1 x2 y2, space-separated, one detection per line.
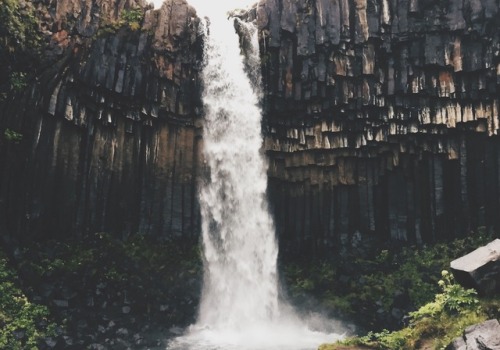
167 5 344 350
196 12 279 329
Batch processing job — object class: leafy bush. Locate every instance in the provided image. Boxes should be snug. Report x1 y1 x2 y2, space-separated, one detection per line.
0 0 41 54
18 233 202 328
120 8 144 30
0 0 41 94
0 252 57 349
99 7 144 34
437 270 479 314
9 71 27 92
326 271 485 349
283 231 493 330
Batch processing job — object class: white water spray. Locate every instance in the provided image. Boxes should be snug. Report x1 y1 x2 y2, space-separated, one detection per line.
196 13 279 329
168 4 344 350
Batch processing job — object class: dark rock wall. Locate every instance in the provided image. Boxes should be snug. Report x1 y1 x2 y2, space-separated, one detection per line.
2 0 500 254
255 0 500 254
0 0 203 240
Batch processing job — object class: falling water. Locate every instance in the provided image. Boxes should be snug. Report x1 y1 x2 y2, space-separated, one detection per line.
168 5 344 350
196 16 280 329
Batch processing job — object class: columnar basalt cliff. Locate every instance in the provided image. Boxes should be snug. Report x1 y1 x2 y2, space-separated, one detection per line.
1 0 500 254
0 0 203 240
253 0 500 254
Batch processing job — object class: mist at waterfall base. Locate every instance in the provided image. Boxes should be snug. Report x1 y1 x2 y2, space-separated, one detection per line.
166 4 345 350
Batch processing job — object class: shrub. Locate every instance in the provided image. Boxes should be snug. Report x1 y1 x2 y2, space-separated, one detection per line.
9 71 27 92
120 8 144 30
17 233 203 327
0 0 41 98
0 252 57 349
0 0 41 53
329 272 485 349
98 7 145 34
283 231 493 330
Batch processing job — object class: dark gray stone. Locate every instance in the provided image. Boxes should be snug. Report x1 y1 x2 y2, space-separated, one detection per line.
451 239 500 296
448 336 466 350
315 0 341 45
447 319 500 350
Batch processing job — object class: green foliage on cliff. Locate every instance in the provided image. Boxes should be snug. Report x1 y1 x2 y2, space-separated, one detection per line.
0 252 57 349
0 0 41 53
4 128 23 143
9 71 27 92
120 8 144 31
99 7 145 35
0 0 42 98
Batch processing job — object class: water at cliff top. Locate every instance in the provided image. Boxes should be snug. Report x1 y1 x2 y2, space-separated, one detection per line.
151 0 256 12
167 5 344 350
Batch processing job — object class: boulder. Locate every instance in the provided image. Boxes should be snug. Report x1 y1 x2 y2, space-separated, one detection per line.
450 239 500 296
446 319 500 350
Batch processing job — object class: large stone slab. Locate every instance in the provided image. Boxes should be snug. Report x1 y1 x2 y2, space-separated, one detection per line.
450 239 500 296
446 319 500 350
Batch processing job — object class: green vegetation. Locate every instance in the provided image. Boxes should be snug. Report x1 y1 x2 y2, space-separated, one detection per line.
320 270 500 349
4 128 23 143
0 0 42 97
2 229 498 349
0 251 57 349
99 7 145 35
120 8 144 31
284 231 494 331
18 233 202 326
9 71 27 92
1 234 202 347
286 231 500 350
0 0 41 54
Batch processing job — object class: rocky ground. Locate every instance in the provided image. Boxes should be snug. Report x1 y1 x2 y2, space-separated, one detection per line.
2 234 202 349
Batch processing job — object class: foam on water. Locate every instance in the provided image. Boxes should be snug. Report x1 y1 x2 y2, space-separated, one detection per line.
170 319 341 350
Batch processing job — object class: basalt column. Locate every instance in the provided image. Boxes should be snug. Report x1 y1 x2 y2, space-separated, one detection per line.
0 0 203 241
254 0 500 255
2 0 500 252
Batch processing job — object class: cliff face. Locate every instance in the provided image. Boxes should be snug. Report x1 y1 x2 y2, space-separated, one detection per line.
0 0 203 240
1 0 500 253
255 0 500 253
